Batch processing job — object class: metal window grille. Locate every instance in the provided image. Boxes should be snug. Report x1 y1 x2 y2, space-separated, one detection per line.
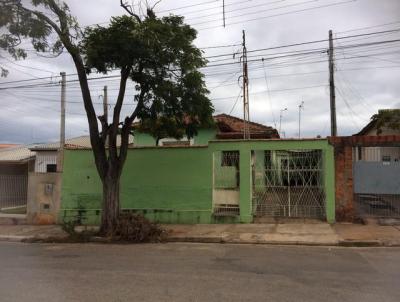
252 150 326 219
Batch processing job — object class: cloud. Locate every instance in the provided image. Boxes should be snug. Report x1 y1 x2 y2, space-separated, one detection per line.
1 0 399 143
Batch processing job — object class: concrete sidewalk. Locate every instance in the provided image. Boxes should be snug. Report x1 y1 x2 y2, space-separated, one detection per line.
1 222 400 246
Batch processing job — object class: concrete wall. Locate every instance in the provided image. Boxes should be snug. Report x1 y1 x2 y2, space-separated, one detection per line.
27 172 62 224
61 139 335 224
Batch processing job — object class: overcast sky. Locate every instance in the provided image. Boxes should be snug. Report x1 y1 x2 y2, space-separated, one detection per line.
0 0 399 144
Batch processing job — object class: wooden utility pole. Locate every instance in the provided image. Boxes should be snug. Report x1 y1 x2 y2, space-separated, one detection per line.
242 30 250 139
57 72 66 172
329 30 337 136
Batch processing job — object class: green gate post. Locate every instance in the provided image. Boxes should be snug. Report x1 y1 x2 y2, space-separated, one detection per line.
324 147 336 223
239 148 253 223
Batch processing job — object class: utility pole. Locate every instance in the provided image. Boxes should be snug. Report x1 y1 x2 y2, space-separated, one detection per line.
242 30 250 139
103 86 108 125
298 100 304 139
222 0 226 27
103 85 108 147
57 72 66 172
329 30 337 136
279 108 288 137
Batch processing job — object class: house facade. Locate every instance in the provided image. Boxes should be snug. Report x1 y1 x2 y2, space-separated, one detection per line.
60 115 334 225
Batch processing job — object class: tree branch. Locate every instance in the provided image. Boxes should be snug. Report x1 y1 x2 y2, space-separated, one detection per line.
118 87 147 167
108 67 130 161
120 0 141 22
17 0 108 179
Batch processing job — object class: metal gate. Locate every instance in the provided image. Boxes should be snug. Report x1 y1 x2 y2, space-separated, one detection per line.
212 150 240 216
252 150 325 219
0 175 28 214
354 146 400 217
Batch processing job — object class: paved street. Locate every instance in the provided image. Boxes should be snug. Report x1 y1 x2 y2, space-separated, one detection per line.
0 243 399 302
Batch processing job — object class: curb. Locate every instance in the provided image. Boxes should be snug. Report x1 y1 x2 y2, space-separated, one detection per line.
167 236 339 246
338 240 381 247
1 235 400 247
0 235 34 242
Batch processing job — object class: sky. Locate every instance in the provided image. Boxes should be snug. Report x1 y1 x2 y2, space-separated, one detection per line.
0 0 399 144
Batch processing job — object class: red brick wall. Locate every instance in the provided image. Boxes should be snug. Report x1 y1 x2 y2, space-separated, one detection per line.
333 145 355 221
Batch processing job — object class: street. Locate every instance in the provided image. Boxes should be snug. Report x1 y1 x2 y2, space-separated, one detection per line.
0 242 399 302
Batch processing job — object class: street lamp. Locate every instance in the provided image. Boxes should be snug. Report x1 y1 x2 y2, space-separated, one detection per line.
279 108 288 138
298 101 305 139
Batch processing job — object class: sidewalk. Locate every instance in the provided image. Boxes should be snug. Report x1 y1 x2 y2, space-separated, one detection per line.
1 222 400 246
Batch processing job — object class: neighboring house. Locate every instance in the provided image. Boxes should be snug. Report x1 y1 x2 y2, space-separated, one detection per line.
0 144 19 149
29 135 134 173
354 109 400 162
0 145 35 215
133 113 279 147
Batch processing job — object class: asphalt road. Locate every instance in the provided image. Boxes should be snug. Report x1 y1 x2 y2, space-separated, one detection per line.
0 242 399 302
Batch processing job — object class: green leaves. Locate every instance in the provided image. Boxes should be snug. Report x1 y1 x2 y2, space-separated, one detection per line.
82 13 214 141
371 109 400 135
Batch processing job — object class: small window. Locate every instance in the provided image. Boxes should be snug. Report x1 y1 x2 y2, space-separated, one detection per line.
382 156 391 162
46 164 57 173
221 151 239 167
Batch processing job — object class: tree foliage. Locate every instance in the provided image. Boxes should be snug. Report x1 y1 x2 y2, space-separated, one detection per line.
0 0 214 234
371 109 400 135
81 15 214 140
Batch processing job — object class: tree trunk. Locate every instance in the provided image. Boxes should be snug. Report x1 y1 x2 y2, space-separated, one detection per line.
100 172 121 235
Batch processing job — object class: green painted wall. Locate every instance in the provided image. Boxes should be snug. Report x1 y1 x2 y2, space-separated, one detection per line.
133 132 157 146
193 128 217 145
61 147 214 224
61 139 335 225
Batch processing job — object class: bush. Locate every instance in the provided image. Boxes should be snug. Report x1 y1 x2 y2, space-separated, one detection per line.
111 213 167 243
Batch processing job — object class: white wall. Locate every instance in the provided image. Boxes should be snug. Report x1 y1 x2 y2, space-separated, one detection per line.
34 151 57 173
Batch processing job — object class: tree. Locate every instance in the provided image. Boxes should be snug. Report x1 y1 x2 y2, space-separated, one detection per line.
0 0 214 234
371 109 400 135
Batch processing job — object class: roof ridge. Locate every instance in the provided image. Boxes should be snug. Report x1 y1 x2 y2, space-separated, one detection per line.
214 113 274 130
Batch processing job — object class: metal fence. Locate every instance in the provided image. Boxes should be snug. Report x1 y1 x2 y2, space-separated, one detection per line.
353 148 400 218
252 150 326 219
0 175 28 212
354 194 400 217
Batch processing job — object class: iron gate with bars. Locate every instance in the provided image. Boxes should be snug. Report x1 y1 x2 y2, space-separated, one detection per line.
252 149 326 219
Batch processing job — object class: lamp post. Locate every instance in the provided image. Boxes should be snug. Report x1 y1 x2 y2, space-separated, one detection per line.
279 108 288 137
298 101 304 138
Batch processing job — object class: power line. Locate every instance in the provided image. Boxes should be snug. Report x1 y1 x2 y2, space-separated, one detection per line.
1 32 399 89
197 0 357 30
